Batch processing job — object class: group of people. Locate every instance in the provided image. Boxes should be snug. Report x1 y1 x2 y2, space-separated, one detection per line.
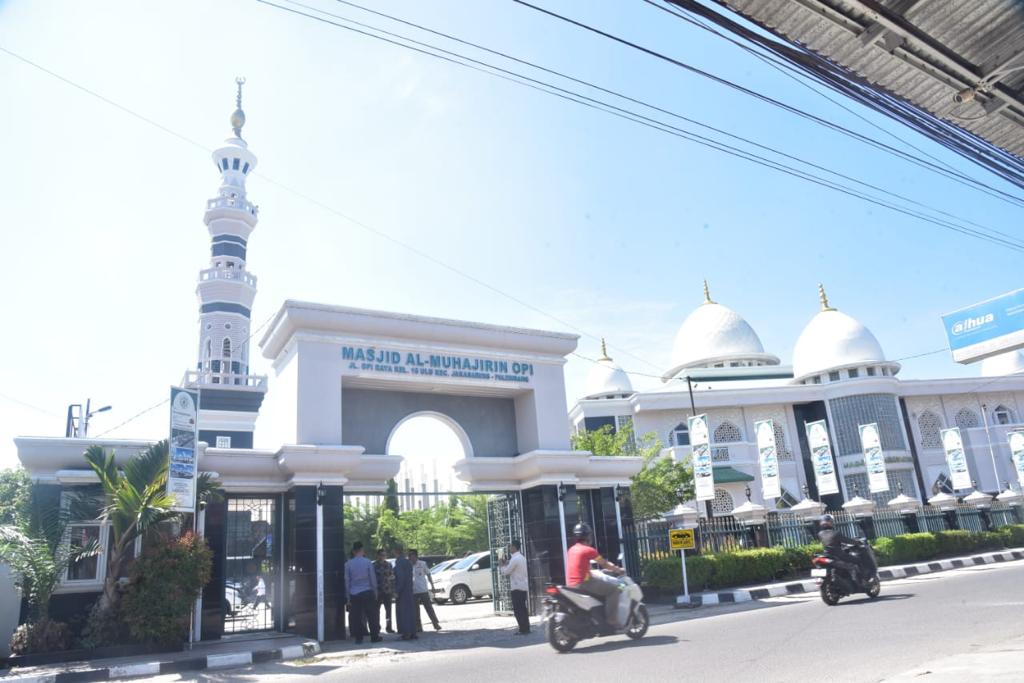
343 543 443 643
343 540 533 643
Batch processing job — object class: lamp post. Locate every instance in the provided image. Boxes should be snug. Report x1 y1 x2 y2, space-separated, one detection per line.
964 479 994 530
315 481 325 642
887 481 921 533
731 485 767 547
842 485 876 538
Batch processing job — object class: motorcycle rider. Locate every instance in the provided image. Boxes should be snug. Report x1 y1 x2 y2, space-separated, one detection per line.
566 522 624 628
817 514 862 583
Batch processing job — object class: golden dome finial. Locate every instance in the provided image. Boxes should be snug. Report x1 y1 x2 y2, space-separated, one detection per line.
598 338 611 361
818 283 835 312
703 279 715 305
231 76 247 138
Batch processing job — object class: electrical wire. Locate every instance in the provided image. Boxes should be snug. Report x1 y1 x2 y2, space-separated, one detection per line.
326 0 1024 248
256 0 1024 252
511 0 1024 209
0 392 63 419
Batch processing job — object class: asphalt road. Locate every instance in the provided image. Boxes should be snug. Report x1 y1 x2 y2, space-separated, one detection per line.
160 560 1024 683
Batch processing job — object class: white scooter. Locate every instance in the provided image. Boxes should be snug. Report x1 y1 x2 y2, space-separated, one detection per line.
542 569 650 652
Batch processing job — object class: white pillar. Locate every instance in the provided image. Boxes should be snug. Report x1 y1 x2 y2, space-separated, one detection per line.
613 486 626 570
557 485 569 573
191 506 206 643
316 497 324 642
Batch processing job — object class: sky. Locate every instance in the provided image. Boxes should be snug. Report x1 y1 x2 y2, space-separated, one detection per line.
1 0 1020 469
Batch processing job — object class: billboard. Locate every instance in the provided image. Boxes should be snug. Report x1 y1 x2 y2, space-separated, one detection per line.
942 288 1024 364
805 420 840 496
754 419 781 500
689 414 714 502
859 423 889 494
941 427 973 491
167 386 199 513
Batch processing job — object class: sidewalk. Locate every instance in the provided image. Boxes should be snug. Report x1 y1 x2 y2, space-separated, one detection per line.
884 635 1024 682
674 546 1024 607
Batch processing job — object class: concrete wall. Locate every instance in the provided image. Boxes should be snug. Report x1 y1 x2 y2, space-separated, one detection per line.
0 564 19 657
341 388 518 457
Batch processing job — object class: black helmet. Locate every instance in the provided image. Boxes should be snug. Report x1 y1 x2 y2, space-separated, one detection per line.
819 514 835 529
573 522 592 539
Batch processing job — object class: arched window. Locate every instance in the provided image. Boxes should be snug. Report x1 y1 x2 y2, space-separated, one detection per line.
917 410 943 449
713 421 742 443
711 488 734 516
993 405 1015 426
670 423 689 447
955 408 980 431
204 338 212 359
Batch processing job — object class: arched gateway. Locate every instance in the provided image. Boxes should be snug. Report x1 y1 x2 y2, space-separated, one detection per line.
197 300 642 641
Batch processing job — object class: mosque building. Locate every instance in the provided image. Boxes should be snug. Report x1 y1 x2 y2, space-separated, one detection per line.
571 282 1024 516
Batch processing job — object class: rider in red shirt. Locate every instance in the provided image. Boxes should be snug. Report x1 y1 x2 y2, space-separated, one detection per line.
566 523 624 627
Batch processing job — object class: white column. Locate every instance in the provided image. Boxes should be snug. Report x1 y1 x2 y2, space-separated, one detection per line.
557 485 569 573
190 506 206 644
613 486 626 570
316 497 325 642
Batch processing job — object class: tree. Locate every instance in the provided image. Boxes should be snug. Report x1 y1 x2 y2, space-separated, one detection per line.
0 468 31 527
572 423 694 521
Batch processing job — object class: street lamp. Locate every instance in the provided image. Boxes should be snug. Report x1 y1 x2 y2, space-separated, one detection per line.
842 485 876 518
791 485 825 520
65 399 112 438
731 484 767 526
887 481 922 514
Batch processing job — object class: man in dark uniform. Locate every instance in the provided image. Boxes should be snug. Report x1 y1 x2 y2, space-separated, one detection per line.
817 514 862 582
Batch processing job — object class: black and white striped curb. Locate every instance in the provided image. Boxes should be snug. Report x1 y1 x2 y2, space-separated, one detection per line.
3 642 320 683
675 547 1024 607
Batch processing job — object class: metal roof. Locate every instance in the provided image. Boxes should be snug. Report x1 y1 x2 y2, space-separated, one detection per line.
714 0 1024 158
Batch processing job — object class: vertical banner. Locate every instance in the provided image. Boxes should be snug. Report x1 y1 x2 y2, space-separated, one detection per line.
940 427 973 491
168 386 200 513
1009 430 1024 488
859 423 889 493
689 414 714 501
805 420 840 496
754 419 781 500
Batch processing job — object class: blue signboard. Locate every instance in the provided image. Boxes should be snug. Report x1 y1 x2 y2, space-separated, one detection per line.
942 288 1024 363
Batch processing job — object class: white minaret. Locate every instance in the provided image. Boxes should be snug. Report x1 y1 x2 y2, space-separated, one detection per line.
186 78 267 449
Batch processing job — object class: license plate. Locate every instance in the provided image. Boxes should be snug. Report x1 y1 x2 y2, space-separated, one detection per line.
810 568 827 577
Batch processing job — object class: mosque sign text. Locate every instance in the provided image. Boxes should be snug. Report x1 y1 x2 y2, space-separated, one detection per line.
341 346 534 383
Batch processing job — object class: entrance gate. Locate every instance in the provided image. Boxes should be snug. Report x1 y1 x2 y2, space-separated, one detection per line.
486 492 525 614
223 496 278 634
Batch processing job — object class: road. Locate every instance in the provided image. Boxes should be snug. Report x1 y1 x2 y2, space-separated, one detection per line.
160 560 1024 682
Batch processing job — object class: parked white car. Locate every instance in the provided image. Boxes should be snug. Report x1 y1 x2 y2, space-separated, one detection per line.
431 551 493 604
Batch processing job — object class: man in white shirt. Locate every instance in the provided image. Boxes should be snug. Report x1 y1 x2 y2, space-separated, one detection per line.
409 550 442 632
499 540 530 635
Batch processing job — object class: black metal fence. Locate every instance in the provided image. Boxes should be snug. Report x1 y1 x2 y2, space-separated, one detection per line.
634 503 1023 575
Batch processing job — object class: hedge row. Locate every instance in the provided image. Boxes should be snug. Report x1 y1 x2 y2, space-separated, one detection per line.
643 524 1024 593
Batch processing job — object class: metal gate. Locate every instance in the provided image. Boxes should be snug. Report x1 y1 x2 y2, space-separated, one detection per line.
486 492 525 614
223 496 277 634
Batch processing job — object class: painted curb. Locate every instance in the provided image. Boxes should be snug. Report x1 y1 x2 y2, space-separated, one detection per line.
3 641 320 683
674 547 1024 608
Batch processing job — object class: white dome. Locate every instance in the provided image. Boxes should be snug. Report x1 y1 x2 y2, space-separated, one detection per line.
792 296 895 382
980 349 1024 377
664 295 778 379
583 341 634 399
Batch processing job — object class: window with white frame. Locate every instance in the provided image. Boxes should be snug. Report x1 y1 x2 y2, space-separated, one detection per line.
61 491 108 586
615 415 636 449
955 407 980 431
65 524 102 581
671 422 690 447
993 404 1014 426
917 410 943 449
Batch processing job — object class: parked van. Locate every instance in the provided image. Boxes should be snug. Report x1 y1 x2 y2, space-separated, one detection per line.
431 551 492 604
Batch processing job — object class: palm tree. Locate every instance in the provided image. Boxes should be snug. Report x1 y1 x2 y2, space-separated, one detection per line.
84 441 218 615
0 490 99 623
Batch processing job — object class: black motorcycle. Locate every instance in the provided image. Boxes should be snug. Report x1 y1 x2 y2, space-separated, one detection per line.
811 539 881 605
542 571 649 652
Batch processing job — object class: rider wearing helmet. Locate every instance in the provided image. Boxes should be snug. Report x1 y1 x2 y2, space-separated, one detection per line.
566 522 624 627
817 514 862 581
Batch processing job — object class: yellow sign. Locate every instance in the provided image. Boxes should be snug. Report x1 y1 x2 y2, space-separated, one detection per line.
669 527 695 551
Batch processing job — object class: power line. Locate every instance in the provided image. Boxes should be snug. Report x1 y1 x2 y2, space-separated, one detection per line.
510 0 1024 210
325 0 1024 248
0 392 63 419
256 0 1024 252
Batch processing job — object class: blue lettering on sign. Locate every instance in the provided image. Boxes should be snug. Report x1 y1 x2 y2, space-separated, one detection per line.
341 346 533 383
942 288 1024 351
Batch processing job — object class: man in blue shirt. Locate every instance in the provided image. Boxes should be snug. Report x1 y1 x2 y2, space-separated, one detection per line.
345 542 381 644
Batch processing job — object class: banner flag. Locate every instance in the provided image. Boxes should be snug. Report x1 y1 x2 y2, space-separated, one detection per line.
940 427 973 491
859 423 889 494
805 420 840 496
689 414 714 502
755 419 781 500
1009 430 1024 488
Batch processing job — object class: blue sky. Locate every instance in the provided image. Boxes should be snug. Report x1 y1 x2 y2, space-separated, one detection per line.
0 0 1019 468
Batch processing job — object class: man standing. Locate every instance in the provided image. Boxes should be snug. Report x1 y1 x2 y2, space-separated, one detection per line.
499 541 530 635
344 542 381 644
373 549 396 634
393 546 417 640
408 549 442 632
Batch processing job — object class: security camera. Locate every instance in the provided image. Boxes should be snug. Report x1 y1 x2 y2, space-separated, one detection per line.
954 87 976 104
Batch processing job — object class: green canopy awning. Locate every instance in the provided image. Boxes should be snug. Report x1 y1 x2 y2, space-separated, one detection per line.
713 466 755 483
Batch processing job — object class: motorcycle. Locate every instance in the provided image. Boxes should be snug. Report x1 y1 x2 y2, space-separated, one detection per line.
811 539 881 605
542 570 650 652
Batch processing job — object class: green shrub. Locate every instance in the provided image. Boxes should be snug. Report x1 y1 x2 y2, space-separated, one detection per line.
997 524 1024 547
707 548 789 588
889 533 939 564
871 537 894 565
9 618 72 655
642 554 713 592
120 532 212 646
781 543 822 576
